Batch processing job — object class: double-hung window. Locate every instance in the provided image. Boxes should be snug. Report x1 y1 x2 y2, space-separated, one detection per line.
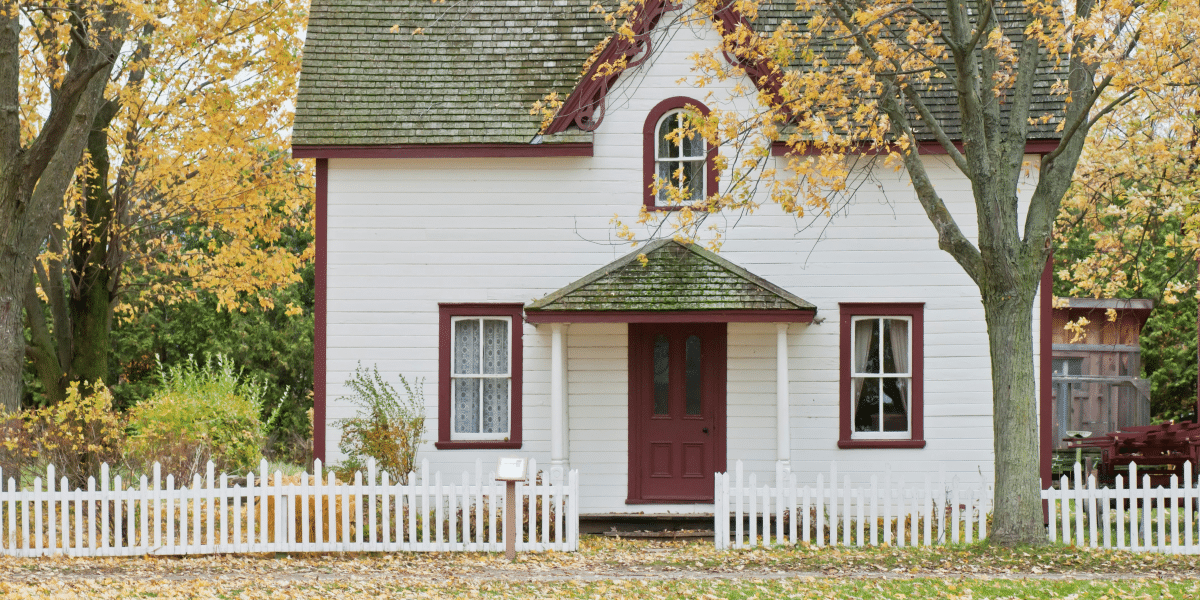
839 303 925 448
437 304 523 449
654 110 706 204
451 317 511 438
642 97 717 210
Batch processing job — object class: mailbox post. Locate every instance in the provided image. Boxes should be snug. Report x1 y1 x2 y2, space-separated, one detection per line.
495 457 528 561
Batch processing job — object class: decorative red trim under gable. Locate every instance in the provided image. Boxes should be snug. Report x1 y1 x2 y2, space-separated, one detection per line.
543 0 677 135
712 6 788 115
524 309 815 324
314 158 328 463
545 3 788 137
837 302 926 449
435 303 525 450
771 139 1062 157
642 97 719 211
1040 256 1054 509
292 143 593 159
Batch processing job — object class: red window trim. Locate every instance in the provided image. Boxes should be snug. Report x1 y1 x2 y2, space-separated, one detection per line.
838 302 926 449
435 303 524 450
643 97 718 211
313 158 328 462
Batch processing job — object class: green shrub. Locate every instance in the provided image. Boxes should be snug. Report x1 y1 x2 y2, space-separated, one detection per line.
336 364 425 483
127 355 274 477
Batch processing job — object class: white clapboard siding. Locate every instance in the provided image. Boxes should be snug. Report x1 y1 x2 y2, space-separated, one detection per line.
1042 461 1200 554
0 458 578 556
318 9 1032 514
715 460 989 549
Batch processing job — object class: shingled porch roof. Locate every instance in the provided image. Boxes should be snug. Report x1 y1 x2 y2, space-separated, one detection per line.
524 239 816 323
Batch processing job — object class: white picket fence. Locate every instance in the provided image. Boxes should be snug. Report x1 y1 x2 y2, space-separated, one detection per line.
0 457 579 556
1043 461 1200 553
714 461 991 549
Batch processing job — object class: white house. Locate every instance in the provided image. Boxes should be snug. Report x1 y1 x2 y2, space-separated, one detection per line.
293 0 1062 515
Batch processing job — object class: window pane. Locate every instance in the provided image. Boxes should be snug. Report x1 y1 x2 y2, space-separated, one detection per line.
854 377 880 432
853 319 880 374
653 335 670 415
482 379 509 434
685 335 702 415
454 319 480 375
681 125 704 158
453 378 480 433
658 113 679 158
882 319 908 374
656 160 675 204
682 159 704 202
482 319 508 375
882 377 909 432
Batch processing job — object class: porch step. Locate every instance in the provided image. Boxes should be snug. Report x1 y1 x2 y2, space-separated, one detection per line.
580 513 713 535
601 529 715 541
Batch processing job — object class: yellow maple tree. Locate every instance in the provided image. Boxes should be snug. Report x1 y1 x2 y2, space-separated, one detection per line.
562 0 1200 544
19 0 310 403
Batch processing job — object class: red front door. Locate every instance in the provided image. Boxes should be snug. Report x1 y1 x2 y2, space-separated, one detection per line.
628 323 726 503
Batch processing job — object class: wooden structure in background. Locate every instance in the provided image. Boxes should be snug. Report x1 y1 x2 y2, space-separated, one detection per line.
1051 298 1153 452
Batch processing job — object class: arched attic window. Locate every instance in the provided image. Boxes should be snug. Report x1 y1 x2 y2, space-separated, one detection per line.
643 97 718 210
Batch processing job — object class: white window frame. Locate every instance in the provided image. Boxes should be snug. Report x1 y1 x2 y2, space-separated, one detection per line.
654 109 706 203
449 316 512 441
849 315 913 440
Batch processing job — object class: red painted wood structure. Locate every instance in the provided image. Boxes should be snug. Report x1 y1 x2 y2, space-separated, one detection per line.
1066 421 1200 487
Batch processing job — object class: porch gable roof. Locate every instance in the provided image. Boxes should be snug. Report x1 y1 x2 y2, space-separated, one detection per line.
524 239 815 323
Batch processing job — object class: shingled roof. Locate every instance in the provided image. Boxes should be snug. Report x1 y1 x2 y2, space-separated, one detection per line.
756 0 1067 142
294 0 606 146
524 239 816 316
295 0 1065 147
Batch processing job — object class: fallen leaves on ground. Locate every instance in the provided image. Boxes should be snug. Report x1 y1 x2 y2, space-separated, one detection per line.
0 536 1196 598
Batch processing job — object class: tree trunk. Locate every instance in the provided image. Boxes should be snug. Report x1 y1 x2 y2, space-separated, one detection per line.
68 106 118 388
983 281 1046 545
0 275 26 412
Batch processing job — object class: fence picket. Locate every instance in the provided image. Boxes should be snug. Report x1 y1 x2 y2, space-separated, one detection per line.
1170 475 1179 553
788 473 797 545
367 461 377 549
1102 482 1111 549
884 472 893 546
855 486 864 547
869 475 878 546
1186 462 1194 550
748 473 757 548
802 482 810 545
1142 473 1152 551
729 463 739 549
814 473 822 548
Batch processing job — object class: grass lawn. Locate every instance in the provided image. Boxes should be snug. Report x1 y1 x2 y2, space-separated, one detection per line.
0 536 1196 598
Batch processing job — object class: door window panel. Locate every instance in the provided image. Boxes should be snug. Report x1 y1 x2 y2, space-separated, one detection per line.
653 335 670 415
685 335 702 415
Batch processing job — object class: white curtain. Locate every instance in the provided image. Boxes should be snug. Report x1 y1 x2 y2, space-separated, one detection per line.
852 319 875 403
887 319 910 415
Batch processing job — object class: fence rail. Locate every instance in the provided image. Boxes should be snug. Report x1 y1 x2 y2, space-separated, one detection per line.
1043 461 1200 554
0 458 579 557
714 461 990 549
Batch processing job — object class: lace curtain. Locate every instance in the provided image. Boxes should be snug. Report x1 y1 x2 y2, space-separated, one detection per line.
453 318 510 435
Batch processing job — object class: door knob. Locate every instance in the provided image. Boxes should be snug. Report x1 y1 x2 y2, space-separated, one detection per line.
702 427 709 434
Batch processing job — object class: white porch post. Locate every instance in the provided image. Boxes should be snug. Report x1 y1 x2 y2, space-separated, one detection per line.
776 323 790 473
550 323 567 475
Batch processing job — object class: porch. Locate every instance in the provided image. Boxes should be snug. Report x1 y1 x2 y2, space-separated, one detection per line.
523 239 815 512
